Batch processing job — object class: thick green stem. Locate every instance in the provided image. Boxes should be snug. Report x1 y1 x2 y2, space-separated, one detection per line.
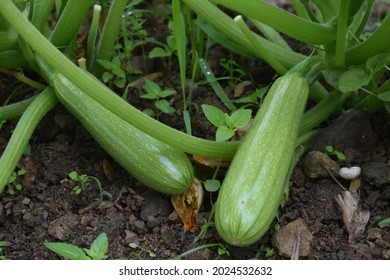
0 0 239 159
334 0 350 68
0 95 37 120
0 88 58 194
182 0 305 68
87 4 101 71
50 0 93 47
212 0 336 45
95 0 127 74
234 15 287 75
346 15 390 66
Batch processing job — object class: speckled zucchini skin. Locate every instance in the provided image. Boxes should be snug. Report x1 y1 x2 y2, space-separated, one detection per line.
215 73 309 246
54 74 194 195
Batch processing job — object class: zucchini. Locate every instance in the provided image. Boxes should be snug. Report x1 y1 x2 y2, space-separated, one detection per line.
215 71 310 246
53 74 194 195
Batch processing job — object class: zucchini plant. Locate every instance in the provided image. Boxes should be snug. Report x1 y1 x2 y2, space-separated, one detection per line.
215 58 322 246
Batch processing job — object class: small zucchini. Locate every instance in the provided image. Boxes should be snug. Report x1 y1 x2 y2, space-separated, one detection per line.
53 74 194 195
215 71 310 246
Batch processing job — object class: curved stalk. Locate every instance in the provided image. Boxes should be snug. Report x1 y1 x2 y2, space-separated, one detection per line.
0 87 58 194
0 95 37 120
212 0 336 45
0 0 239 159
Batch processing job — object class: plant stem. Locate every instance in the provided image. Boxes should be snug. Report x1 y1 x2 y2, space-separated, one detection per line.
0 87 58 194
0 0 239 159
212 0 336 45
50 0 93 48
334 0 350 68
346 14 390 66
0 95 37 120
87 4 101 71
95 0 127 74
182 0 305 69
0 68 46 90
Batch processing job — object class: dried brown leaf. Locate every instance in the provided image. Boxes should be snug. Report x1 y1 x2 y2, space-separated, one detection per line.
335 191 370 242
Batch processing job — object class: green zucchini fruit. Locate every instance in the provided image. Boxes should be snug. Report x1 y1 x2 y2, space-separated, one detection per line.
53 74 194 195
215 72 310 246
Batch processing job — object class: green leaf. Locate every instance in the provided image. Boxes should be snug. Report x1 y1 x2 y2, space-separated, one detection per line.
129 242 139 249
144 80 161 95
68 171 78 181
84 233 108 260
114 78 126 88
96 59 113 70
204 179 221 192
322 68 344 90
377 91 390 102
230 109 252 128
102 71 114 83
338 68 371 93
141 92 158 100
366 52 390 74
44 242 90 260
216 126 235 142
155 100 175 114
149 47 169 58
378 217 390 228
201 104 226 127
159 89 176 98
112 67 126 79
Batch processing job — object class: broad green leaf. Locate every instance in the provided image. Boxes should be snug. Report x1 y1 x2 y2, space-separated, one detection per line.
149 47 169 58
44 242 90 260
96 59 113 70
155 100 175 114
377 91 390 102
230 109 252 128
141 92 158 100
102 72 113 83
84 233 108 260
112 67 126 78
216 126 235 142
378 217 390 228
204 179 221 192
322 68 344 90
159 89 176 98
114 78 126 88
201 104 226 127
338 68 371 93
366 52 390 74
144 80 161 95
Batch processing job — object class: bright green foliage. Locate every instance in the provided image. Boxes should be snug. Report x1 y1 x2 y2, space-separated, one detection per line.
0 241 10 260
129 242 156 259
325 145 346 161
202 104 252 142
68 171 111 202
141 80 177 116
97 56 127 88
7 169 26 195
44 232 109 260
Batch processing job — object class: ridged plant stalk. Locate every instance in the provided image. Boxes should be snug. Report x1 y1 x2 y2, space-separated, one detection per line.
0 87 58 194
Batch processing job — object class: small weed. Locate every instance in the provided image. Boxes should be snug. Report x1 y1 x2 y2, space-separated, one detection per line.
219 57 246 86
256 245 275 259
202 104 252 142
325 145 346 161
234 85 269 108
97 56 127 88
378 217 390 228
7 169 27 195
0 241 11 260
44 232 109 260
141 79 176 118
68 171 111 202
129 242 156 259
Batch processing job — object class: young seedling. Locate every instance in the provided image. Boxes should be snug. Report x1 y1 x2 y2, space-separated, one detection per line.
129 242 156 259
0 241 10 260
219 57 246 86
325 145 346 161
44 232 109 260
256 245 274 259
68 171 111 202
141 79 176 118
97 56 127 88
149 21 177 73
234 86 269 108
201 104 252 142
6 169 26 195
